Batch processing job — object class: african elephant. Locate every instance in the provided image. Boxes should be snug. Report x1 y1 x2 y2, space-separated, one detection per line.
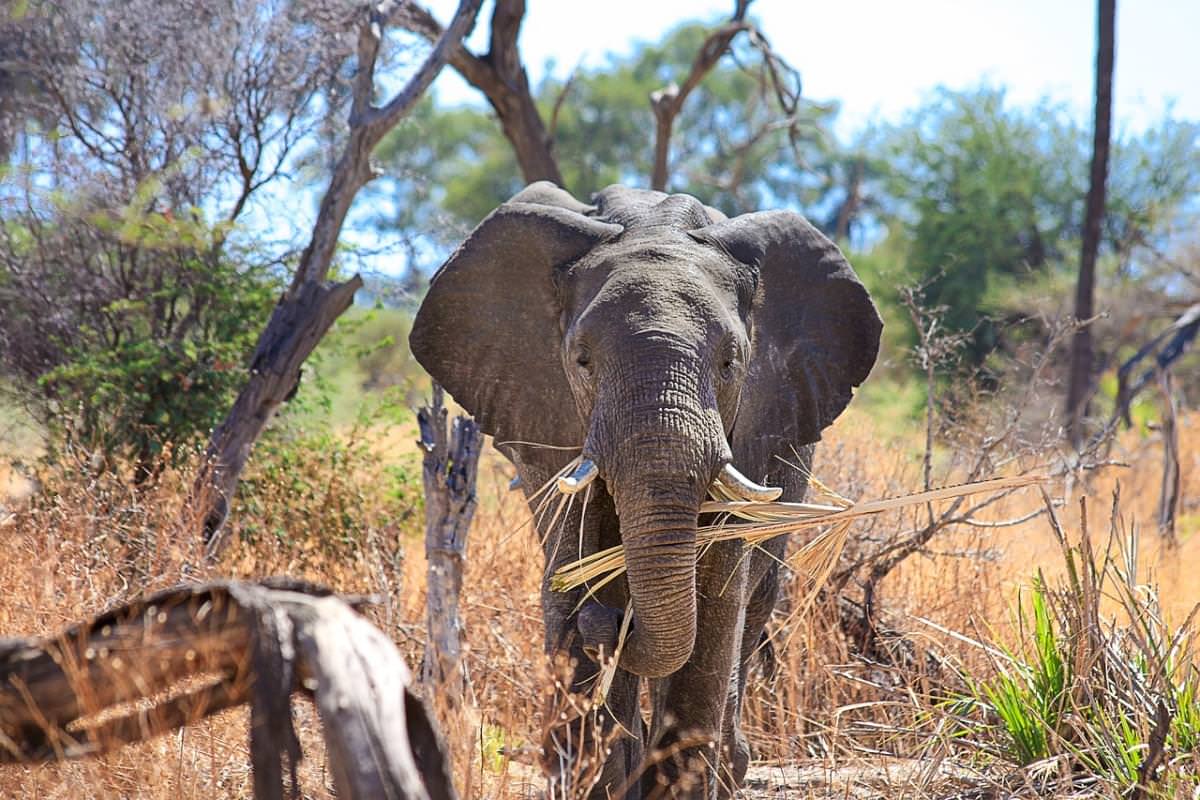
410 182 881 799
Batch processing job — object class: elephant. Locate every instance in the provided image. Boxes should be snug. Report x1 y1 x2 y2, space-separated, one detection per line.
409 182 882 799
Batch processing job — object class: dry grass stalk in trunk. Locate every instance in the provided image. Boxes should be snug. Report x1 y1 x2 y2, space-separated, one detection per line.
551 474 1048 593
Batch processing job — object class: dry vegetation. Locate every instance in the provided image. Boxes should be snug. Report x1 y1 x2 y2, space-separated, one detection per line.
0 402 1197 798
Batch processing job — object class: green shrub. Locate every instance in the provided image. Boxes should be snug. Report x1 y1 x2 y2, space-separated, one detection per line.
231 413 423 559
1 203 279 482
952 495 1200 797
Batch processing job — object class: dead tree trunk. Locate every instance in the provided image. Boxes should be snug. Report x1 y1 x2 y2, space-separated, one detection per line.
1156 370 1180 542
0 579 456 800
398 0 562 184
1065 0 1115 447
192 0 482 551
418 385 482 703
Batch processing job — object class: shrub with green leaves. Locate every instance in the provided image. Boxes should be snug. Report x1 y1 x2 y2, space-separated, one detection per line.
953 495 1200 797
231 416 423 560
0 204 279 481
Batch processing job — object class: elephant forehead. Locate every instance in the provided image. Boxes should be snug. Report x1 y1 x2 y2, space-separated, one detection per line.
575 266 738 338
572 234 739 299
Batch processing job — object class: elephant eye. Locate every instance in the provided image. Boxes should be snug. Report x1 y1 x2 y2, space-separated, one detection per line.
718 338 744 382
575 350 593 374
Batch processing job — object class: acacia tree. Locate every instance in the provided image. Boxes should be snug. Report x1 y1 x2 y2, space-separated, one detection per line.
0 0 358 481
1065 0 1116 446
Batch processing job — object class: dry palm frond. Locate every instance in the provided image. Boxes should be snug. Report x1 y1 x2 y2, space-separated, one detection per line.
551 474 1047 593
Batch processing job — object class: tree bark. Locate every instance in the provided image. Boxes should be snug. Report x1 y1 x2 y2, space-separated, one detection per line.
0 579 456 800
398 0 562 184
418 385 482 703
191 0 482 550
1065 0 1115 447
833 158 864 243
1156 370 1180 542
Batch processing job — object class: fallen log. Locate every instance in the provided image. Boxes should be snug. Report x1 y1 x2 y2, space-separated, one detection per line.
0 578 455 800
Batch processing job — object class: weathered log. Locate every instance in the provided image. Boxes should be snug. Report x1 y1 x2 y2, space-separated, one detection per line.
0 579 456 800
418 385 482 702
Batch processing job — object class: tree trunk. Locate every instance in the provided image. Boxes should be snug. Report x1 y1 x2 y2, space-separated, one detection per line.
418 385 482 701
833 158 864 243
491 85 561 183
191 0 482 550
1065 0 1115 447
1156 369 1180 542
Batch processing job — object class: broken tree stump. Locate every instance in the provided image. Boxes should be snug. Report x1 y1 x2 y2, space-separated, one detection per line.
418 384 482 703
1157 369 1181 542
0 578 456 800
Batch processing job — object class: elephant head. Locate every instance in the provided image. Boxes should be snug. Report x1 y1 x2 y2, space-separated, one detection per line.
410 182 881 678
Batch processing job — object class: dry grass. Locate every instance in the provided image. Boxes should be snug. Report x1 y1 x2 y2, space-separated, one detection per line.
0 405 1197 798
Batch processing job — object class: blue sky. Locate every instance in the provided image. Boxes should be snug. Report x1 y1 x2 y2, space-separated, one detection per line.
425 0 1198 136
312 0 1199 278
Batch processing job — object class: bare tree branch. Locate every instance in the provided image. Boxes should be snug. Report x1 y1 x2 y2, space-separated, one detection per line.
648 0 805 194
396 0 562 184
194 0 482 549
547 65 580 142
649 3 752 192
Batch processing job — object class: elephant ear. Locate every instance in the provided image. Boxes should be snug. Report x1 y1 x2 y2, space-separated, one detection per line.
690 210 882 457
410 201 623 450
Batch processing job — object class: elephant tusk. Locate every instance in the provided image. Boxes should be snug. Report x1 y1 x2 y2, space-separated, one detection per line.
713 463 782 502
558 458 599 495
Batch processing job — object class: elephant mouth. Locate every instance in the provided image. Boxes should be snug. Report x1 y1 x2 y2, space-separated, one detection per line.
557 458 781 502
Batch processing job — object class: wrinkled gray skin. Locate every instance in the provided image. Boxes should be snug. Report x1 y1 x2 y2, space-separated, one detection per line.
410 182 882 799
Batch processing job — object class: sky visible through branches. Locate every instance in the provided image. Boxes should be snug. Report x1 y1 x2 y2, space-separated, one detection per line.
253 0 1200 279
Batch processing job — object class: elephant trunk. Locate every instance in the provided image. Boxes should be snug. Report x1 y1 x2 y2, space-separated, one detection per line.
607 482 702 677
585 368 728 676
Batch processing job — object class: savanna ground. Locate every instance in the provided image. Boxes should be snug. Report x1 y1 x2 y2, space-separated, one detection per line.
2 346 1198 800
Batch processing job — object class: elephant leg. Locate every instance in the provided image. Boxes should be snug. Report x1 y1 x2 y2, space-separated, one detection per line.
717 659 747 800
719 548 783 797
544 655 644 800
643 540 747 800
527 474 642 800
589 668 646 800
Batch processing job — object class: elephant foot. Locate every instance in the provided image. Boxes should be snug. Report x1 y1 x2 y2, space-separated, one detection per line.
716 729 750 799
544 704 643 800
641 727 720 800
577 600 624 663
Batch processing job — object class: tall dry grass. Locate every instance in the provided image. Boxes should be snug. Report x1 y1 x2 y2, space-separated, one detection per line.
0 406 1196 798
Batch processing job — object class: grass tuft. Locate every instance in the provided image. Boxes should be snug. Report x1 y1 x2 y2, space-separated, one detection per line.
948 491 1200 797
